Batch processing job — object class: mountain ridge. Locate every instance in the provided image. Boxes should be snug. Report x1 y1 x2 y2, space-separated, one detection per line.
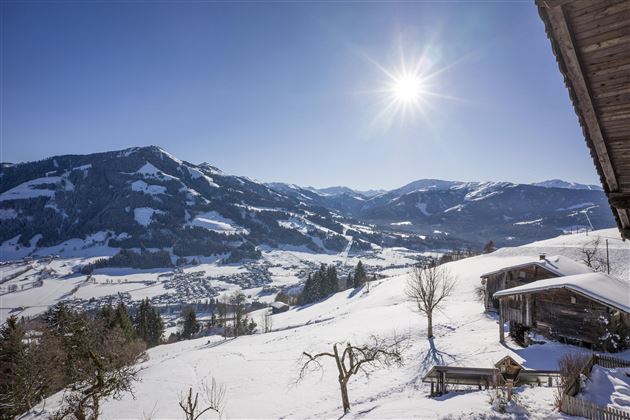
0 146 615 260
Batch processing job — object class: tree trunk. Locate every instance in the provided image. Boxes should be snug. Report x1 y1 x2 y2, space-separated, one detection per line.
339 379 351 413
427 311 433 338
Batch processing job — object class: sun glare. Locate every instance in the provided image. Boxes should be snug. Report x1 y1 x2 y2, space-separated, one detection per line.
391 74 425 104
358 41 458 129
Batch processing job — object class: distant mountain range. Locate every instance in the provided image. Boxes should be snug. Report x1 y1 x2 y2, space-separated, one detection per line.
530 179 602 191
269 177 612 246
0 146 614 261
299 178 602 199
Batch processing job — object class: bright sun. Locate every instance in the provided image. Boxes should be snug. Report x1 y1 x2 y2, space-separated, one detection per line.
391 74 425 103
364 42 454 127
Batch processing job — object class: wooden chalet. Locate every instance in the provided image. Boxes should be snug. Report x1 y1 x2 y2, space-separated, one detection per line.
480 254 592 312
537 0 630 240
494 272 630 350
270 301 289 314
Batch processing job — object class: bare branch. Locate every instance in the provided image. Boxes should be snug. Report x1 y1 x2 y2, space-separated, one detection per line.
298 351 336 382
178 377 226 420
297 333 407 414
405 264 456 338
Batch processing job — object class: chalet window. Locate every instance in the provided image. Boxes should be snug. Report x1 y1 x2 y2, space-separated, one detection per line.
518 271 526 279
570 296 576 304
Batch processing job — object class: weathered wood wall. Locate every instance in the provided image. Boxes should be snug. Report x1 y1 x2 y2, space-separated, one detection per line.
501 288 629 349
484 264 557 311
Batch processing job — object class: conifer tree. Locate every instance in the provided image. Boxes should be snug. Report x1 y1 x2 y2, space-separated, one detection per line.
44 302 74 335
134 299 164 347
325 265 339 295
483 240 496 254
317 264 328 298
0 316 29 417
300 264 342 304
0 315 25 388
98 304 117 330
300 273 318 305
230 292 247 337
113 303 135 340
353 261 367 288
181 306 200 340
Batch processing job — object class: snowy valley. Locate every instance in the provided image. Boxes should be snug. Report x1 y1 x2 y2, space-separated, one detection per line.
1 147 629 419
9 228 630 419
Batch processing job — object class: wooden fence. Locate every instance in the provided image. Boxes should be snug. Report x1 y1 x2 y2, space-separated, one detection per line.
596 354 630 369
561 354 630 420
562 394 630 420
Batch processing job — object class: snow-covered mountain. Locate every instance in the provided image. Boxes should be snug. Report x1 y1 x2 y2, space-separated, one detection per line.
270 179 614 246
307 185 386 198
531 179 603 191
0 146 615 260
0 146 460 261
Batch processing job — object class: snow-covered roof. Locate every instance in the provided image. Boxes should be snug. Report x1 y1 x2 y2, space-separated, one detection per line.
480 255 593 278
493 272 630 313
270 301 289 309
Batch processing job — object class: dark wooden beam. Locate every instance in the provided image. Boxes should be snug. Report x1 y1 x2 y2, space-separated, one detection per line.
609 193 630 209
538 0 590 9
499 299 505 343
545 4 620 192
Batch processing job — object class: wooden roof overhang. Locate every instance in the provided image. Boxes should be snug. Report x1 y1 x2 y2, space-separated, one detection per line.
494 283 628 313
537 0 630 240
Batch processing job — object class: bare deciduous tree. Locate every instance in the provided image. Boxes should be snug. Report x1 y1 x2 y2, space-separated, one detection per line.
179 378 226 420
54 351 142 420
580 238 607 272
260 310 273 334
298 334 406 414
554 352 591 409
405 264 456 338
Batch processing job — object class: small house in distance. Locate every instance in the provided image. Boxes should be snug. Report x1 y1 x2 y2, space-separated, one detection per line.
494 272 630 351
480 254 593 312
270 301 289 314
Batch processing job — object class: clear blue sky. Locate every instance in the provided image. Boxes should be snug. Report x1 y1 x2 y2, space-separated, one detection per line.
1 1 599 190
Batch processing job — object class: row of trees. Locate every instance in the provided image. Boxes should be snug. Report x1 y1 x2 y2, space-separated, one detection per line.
300 264 339 305
0 301 153 419
81 249 173 274
299 261 372 305
170 292 259 343
98 299 165 348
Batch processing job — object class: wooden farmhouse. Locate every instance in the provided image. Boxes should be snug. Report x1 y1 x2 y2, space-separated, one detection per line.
480 254 593 312
270 301 290 314
537 0 630 240
494 272 630 351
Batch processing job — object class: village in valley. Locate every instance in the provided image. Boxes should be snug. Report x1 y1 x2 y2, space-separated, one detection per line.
2 0 630 419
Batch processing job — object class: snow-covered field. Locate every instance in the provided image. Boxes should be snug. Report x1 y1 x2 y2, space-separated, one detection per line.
498 228 629 280
24 228 630 419
577 365 630 410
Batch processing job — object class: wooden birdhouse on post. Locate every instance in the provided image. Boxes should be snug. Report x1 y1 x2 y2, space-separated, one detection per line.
495 356 523 401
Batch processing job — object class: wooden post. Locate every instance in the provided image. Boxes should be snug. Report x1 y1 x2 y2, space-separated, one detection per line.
439 371 446 395
499 299 505 343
